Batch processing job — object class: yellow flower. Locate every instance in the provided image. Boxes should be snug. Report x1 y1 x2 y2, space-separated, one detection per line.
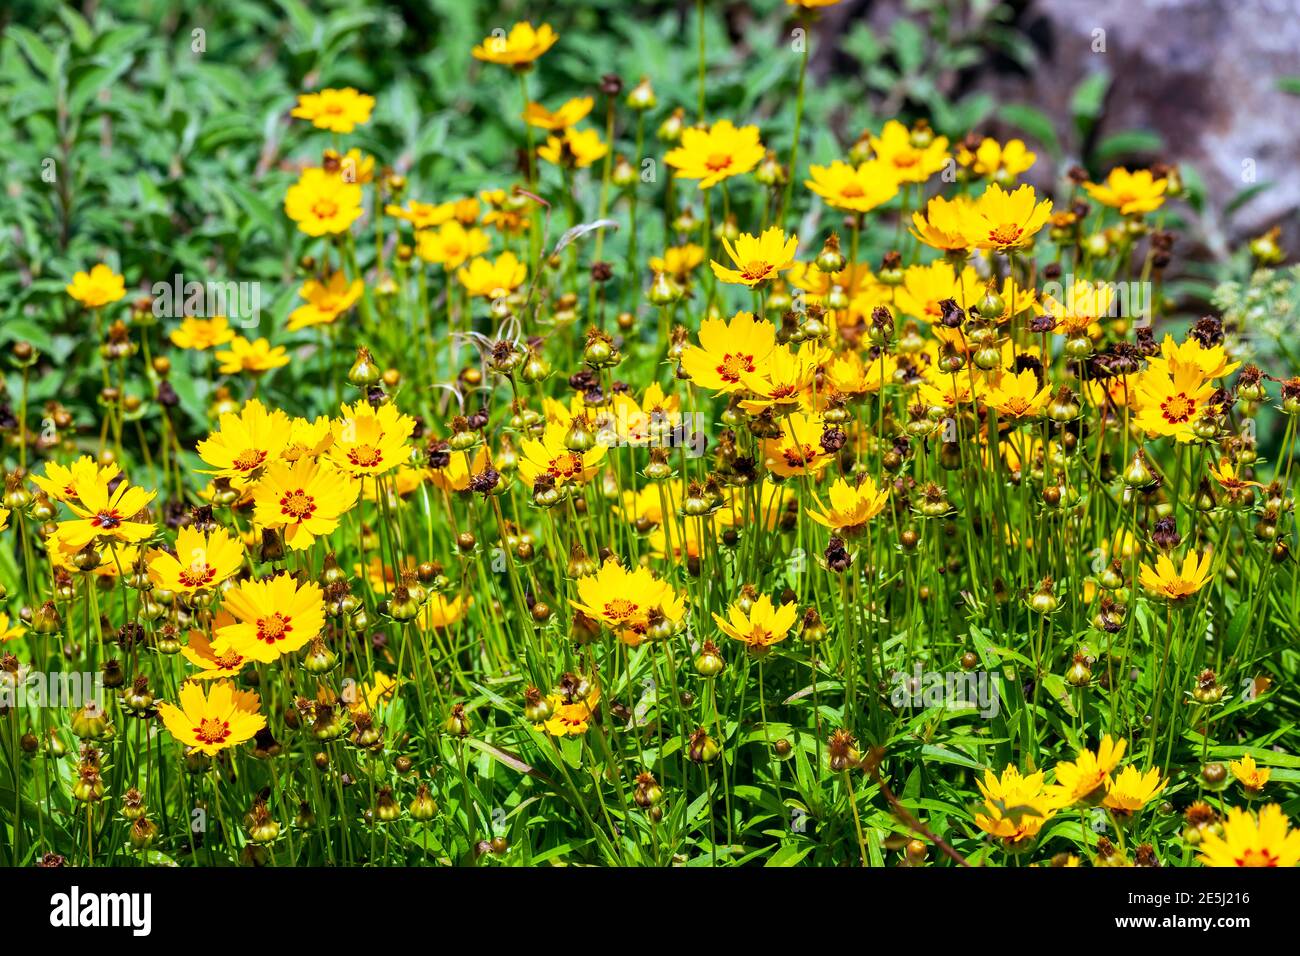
1208 458 1261 493
1103 765 1167 814
523 97 593 131
648 244 705 282
957 137 1036 181
975 765 1057 844
415 222 490 270
538 127 609 168
181 617 247 679
1043 279 1116 335
762 411 835 477
212 573 325 664
804 160 899 213
787 0 842 6
32 456 119 505
825 350 896 399
911 195 973 253
197 399 292 480
985 369 1051 421
808 476 889 535
1147 334 1240 381
710 226 798 287
457 251 527 298
0 612 25 643
1050 735 1126 805
385 200 455 230
1133 361 1216 442
664 119 765 189
147 525 243 593
537 683 601 737
66 264 126 309
679 310 777 394
472 21 558 67
421 592 471 630
737 341 826 414
327 401 417 477
290 87 374 133
158 680 265 757
324 147 374 184
1139 550 1214 601
284 167 363 237
282 416 335 462
517 420 606 489
868 120 949 183
714 594 797 656
571 560 686 646
1231 753 1271 795
1198 804 1300 867
170 316 236 350
253 456 360 550
894 259 977 324
428 445 489 493
1084 167 1168 215
59 474 156 550
288 273 364 331
215 336 291 375
956 183 1052 251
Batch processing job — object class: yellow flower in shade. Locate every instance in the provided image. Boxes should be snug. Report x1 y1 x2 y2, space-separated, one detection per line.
197 399 292 480
957 183 1052 252
518 420 607 489
679 310 777 393
1103 765 1167 815
1084 167 1168 216
327 401 416 478
648 244 705 282
472 21 558 67
714 594 797 656
1147 334 1240 381
158 680 265 757
421 592 471 630
1132 362 1216 442
59 474 156 549
348 672 401 715
284 167 364 237
252 457 360 550
428 445 489 492
711 227 798 287
32 456 119 505
212 573 326 664
985 370 1051 421
911 195 973 253
761 412 835 477
957 137 1036 181
181 617 247 679
807 476 889 535
1198 804 1300 867
1050 735 1126 805
385 200 455 230
523 96 593 131
170 316 236 350
288 273 364 331
664 119 766 189
282 416 334 462
290 87 375 133
868 120 950 183
457 251 527 298
974 765 1057 845
1231 754 1271 795
804 160 900 213
537 683 601 737
538 127 608 168
1139 550 1213 601
215 336 291 375
0 613 25 643
66 264 126 308
147 525 243 593
415 222 490 270
571 560 686 646
1043 278 1116 335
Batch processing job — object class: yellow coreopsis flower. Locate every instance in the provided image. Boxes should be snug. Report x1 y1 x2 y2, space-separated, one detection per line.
428 445 489 493
911 194 973 253
711 227 798 287
807 476 889 535
523 96 594 131
158 680 266 757
985 369 1051 421
170 316 236 350
415 222 490 270
457 251 527 298
804 160 899 213
1139 550 1213 601
714 594 797 656
974 765 1057 844
1050 735 1126 805
212 573 326 664
66 264 126 309
1198 804 1300 867
679 310 778 394
288 272 364 331
282 416 334 462
253 456 360 550
761 411 835 477
537 683 601 737
1102 765 1167 815
571 559 686 645
517 420 606 489
422 592 471 630
0 613 26 643
147 525 243 593
327 401 416 477
868 120 949 183
59 474 156 550
738 341 826 414
385 199 455 230
1147 335 1240 381
284 167 364 237
197 398 293 480
957 183 1052 252
290 87 375 134
664 119 765 189
957 137 1036 181
1043 278 1116 335
538 127 608 169
32 456 119 505
215 336 291 375
1084 167 1168 216
1231 753 1271 796
1132 361 1216 442
648 244 705 282
472 21 558 67
826 350 896 399
181 616 248 680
